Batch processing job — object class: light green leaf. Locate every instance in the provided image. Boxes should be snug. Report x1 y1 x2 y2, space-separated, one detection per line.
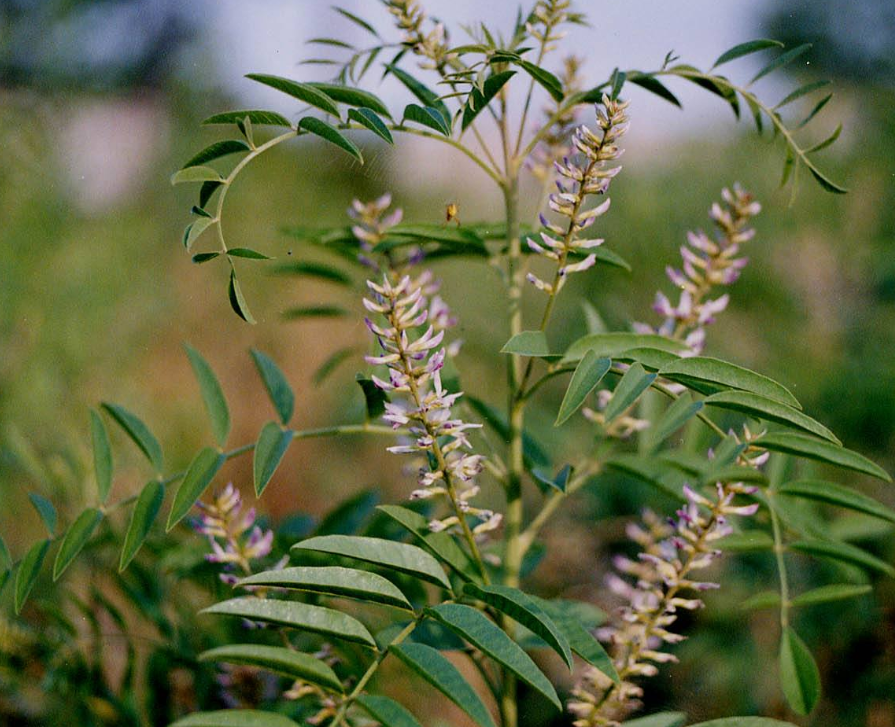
462 70 515 130
756 432 890 481
531 597 617 681
271 260 352 284
659 357 801 408
384 64 450 124
14 539 49 613
182 140 250 170
170 710 301 727
563 332 681 363
306 83 391 116
712 39 784 69
334 7 380 38
779 626 821 714
622 713 688 727
717 531 774 553
789 539 895 577
403 103 451 136
515 59 564 101
101 402 163 472
704 391 839 444
251 349 295 424
500 330 555 358
238 566 413 610
555 351 611 426
185 344 231 446
348 107 394 143
89 409 113 503
119 480 164 571
750 44 812 85
611 347 680 371
427 603 561 710
253 421 293 497
28 493 57 536
292 535 451 590
778 479 895 523
652 393 703 447
805 123 843 155
203 110 293 127
356 695 423 727
740 591 782 611
790 583 872 608
462 583 572 668
604 363 657 423
228 247 271 260
203 597 376 647
53 508 103 580
171 166 225 185
298 116 363 162
245 74 340 116
199 645 343 692
167 447 225 531
390 643 497 727
183 217 215 251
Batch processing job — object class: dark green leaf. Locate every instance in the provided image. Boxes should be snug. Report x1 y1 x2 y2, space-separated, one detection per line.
790 583 872 608
750 44 812 85
605 454 689 500
253 421 293 497
245 74 340 116
298 116 363 162
516 59 563 101
465 394 551 470
532 464 572 494
53 509 103 580
185 344 231 446
690 720 799 727
592 246 632 271
200 645 343 692
315 488 378 536
182 140 250 170
14 539 49 614
779 479 895 523
251 349 295 425
660 357 801 408
282 305 349 319
356 375 388 420
183 217 215 251
313 347 357 384
562 332 681 363
604 363 657 423
796 93 832 129
170 709 301 727
651 393 703 447
704 391 839 444
717 531 774 553
0 535 11 571
500 330 555 358
228 247 271 260
385 64 450 123
712 39 784 69
167 447 225 531
611 347 680 371
427 603 561 710
462 70 515 130
609 67 626 100
555 351 611 425
789 538 895 576
348 107 394 143
28 492 57 536
403 103 451 136
171 166 225 185
203 110 293 127
306 83 391 117
774 80 831 110
805 123 842 154
779 626 821 714
229 271 256 324
271 260 352 284
390 643 497 727
627 72 681 107
292 534 451 589
89 409 113 503
119 480 165 571
532 597 617 681
740 591 782 610
356 695 423 727
238 566 413 610
805 161 848 194
757 432 890 481
199 180 223 207
204 597 377 647
622 713 688 727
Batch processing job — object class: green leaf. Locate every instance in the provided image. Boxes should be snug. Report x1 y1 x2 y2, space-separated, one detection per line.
704 391 839 444
251 349 295 424
465 395 551 470
515 59 563 101
167 447 225 531
750 43 812 85
356 375 388 420
271 260 352 284
171 166 224 185
778 479 895 523
500 330 554 358
228 247 271 260
390 643 497 727
797 93 832 129
245 74 340 116
313 347 357 384
298 116 363 162
238 566 413 610
604 363 657 423
555 351 611 426
356 695 424 727
292 534 451 590
462 70 515 130
659 357 801 409
119 480 164 571
384 64 450 124
790 583 872 608
789 538 895 577
757 432 890 481
102 401 164 471
532 597 617 681
609 67 626 100
0 535 11 571
185 344 231 446
253 421 293 497
348 107 394 143
403 103 451 136
774 80 831 110
89 409 113 503
717 531 774 553
652 392 704 446
532 464 572 494
199 180 223 207
622 713 688 727
805 123 843 154
14 539 49 613
779 626 821 714
306 83 391 117
199 645 343 692
182 140 250 170
28 492 57 536
427 603 561 710
203 110 293 127
626 72 682 107
203 597 377 647
462 583 572 668
228 270 256 324
806 161 848 194
183 217 215 251
690 720 799 727
334 7 380 38
53 509 103 580
712 39 784 69
563 332 681 363
282 305 349 319
170 710 301 727
740 590 782 611
612 347 681 371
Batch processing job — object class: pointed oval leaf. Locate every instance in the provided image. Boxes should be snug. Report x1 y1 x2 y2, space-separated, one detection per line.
292 535 451 590
690 720 799 727
462 583 572 668
555 351 611 426
250 349 295 424
623 713 688 727
171 166 225 185
228 247 271 260
203 110 293 127
101 402 163 472
182 140 250 170
199 179 223 207
167 447 225 531
185 344 231 446
427 603 561 710
515 59 564 102
120 480 164 571
779 479 895 523
28 493 57 536
253 421 293 497
356 375 388 420
271 260 352 284
0 535 11 571
192 252 220 264
789 538 895 577
462 70 516 130
298 116 363 162
779 626 821 714
740 590 782 611
348 107 394 143
334 7 380 38
604 363 657 423
199 645 343 692
89 409 113 503
203 597 376 647
805 123 843 154
53 508 103 580
14 539 49 613
238 566 413 610
790 583 872 608
652 393 704 446
500 330 554 358
184 217 215 251
563 332 681 363
704 391 839 444
171 710 301 727
245 74 340 116
660 357 801 408
757 432 890 481
612 347 680 371
797 93 832 129
626 73 682 107
402 103 451 136
306 83 391 117
390 643 497 727
356 695 424 727
385 65 450 123
750 44 812 85
712 39 784 69
282 304 349 319
774 80 831 110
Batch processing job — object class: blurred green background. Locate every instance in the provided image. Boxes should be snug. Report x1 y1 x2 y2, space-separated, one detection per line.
1 0 894 725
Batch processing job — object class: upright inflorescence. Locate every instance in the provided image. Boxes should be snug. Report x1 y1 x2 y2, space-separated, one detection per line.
384 0 452 69
528 55 585 182
528 96 629 296
636 184 761 354
347 193 404 271
526 0 577 54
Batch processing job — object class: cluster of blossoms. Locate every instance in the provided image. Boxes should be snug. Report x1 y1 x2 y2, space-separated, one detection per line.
525 0 580 54
528 54 585 182
528 96 629 295
347 193 405 272
384 0 452 70
635 185 762 354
